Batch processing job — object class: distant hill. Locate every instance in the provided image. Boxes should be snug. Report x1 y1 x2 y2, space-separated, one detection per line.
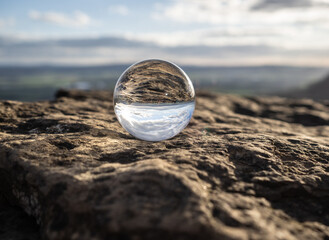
287 73 329 100
0 65 327 101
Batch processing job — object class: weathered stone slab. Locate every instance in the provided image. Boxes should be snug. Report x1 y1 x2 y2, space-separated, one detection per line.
0 89 328 239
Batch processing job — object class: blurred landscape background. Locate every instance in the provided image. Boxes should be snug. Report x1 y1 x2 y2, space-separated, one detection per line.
1 0 328 101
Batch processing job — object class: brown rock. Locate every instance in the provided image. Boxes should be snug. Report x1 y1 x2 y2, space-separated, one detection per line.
0 89 329 240
0 193 40 239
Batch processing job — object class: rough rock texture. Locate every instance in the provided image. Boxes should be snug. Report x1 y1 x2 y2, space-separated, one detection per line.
0 89 329 240
0 194 40 240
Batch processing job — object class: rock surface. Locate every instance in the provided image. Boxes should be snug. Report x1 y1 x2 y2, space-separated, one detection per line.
0 194 40 240
0 89 329 240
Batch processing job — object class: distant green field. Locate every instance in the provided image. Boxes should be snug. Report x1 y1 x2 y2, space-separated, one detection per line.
0 65 124 101
0 65 327 101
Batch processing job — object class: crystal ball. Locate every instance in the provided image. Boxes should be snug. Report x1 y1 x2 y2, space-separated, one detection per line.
113 59 195 141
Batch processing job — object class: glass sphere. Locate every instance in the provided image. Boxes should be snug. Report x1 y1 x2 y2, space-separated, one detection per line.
113 59 195 141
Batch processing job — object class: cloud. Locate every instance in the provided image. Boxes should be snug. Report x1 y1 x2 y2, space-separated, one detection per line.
251 0 312 11
0 35 329 67
152 0 258 24
0 18 15 28
252 0 329 10
150 0 329 51
124 24 329 51
109 5 129 16
29 10 91 27
153 0 329 24
56 36 152 48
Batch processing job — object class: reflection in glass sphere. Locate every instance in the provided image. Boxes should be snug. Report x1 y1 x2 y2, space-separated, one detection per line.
113 59 195 141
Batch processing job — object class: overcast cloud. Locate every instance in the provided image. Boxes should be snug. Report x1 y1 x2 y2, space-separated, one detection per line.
29 10 91 27
0 0 328 66
150 0 329 51
252 0 313 10
1 35 328 67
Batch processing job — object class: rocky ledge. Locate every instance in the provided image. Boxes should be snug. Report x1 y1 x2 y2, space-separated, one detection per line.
0 90 329 240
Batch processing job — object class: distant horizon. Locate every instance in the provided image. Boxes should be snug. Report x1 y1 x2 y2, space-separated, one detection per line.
1 61 328 102
0 62 328 69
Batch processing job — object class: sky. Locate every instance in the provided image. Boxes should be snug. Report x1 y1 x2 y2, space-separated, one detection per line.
1 0 329 66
